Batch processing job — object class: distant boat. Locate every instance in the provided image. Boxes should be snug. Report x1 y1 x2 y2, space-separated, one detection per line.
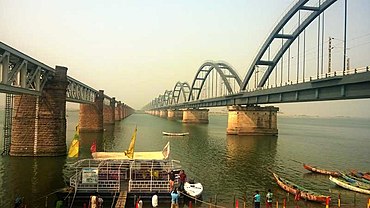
350 170 370 182
303 164 341 177
162 131 189 136
272 172 330 203
329 176 370 195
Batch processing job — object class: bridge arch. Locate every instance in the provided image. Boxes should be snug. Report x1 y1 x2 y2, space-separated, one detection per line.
240 0 338 90
188 61 241 101
171 81 192 104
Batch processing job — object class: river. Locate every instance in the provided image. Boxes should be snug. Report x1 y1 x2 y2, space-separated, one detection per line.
0 111 369 207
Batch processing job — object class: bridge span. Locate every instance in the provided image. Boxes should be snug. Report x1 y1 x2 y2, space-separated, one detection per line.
0 42 133 156
144 0 370 135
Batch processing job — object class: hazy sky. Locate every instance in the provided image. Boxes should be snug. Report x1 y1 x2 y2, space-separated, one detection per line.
1 0 370 117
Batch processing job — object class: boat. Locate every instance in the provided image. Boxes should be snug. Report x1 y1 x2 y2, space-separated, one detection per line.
303 164 341 177
92 127 170 160
340 173 370 189
350 170 370 182
184 180 203 198
162 131 189 136
329 176 370 195
272 172 330 203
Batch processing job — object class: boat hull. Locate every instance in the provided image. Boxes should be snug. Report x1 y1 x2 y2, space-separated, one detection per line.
162 132 189 136
329 176 370 195
273 173 329 203
303 164 341 177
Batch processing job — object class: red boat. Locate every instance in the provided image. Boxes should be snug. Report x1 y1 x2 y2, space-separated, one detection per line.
351 170 370 182
272 172 330 203
303 164 341 177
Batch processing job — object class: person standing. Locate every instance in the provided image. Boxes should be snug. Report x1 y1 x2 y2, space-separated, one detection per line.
266 189 273 208
171 188 180 208
89 194 98 208
169 170 175 191
179 170 187 191
254 190 261 208
152 191 159 207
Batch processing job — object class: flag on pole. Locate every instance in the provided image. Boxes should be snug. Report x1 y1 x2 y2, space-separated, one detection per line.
124 126 137 159
162 141 170 159
90 140 97 153
68 125 80 158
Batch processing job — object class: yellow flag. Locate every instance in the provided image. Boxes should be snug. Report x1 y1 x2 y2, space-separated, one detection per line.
124 127 137 159
68 125 80 158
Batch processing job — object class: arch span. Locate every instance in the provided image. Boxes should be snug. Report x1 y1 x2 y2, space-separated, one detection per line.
188 61 241 101
241 0 338 90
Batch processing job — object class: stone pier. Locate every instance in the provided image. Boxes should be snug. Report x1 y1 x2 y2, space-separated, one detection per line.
103 97 116 125
159 110 168 118
79 90 104 132
10 66 68 156
115 101 122 121
227 105 278 135
167 109 183 120
182 109 209 123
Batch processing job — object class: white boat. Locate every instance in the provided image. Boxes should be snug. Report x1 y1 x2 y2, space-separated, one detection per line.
329 176 370 195
92 127 171 160
162 131 189 136
184 181 203 198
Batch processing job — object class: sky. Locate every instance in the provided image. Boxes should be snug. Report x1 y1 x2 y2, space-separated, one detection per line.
1 0 370 117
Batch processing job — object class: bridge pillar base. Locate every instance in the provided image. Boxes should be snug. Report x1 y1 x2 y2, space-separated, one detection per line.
115 101 122 121
167 109 183 120
103 98 115 125
182 109 209 123
154 110 160 116
227 105 278 135
79 90 104 132
159 110 168 118
10 66 68 156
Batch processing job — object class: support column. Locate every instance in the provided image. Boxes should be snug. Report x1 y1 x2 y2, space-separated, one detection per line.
182 109 209 123
103 97 115 125
10 66 68 156
227 105 278 135
115 101 122 121
154 110 160 117
167 109 183 120
159 110 168 118
79 90 104 132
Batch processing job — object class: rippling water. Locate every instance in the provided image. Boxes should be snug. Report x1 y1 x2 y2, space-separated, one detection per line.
0 111 369 207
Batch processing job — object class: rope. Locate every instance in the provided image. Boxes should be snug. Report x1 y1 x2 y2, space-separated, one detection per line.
69 185 78 208
178 191 227 208
111 191 118 208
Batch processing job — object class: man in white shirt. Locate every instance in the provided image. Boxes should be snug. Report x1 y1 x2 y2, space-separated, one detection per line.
152 191 158 207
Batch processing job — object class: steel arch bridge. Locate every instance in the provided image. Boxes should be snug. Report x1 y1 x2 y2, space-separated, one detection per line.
144 0 370 110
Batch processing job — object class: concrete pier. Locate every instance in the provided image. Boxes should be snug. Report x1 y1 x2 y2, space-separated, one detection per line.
115 101 122 121
159 110 168 118
103 97 116 125
167 109 183 120
227 105 278 135
10 66 68 156
79 90 104 132
182 109 209 123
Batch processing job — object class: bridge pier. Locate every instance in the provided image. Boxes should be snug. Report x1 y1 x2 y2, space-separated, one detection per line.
115 101 122 121
227 105 278 135
167 109 183 120
79 90 104 132
159 110 168 118
182 109 209 123
103 97 116 125
10 66 68 156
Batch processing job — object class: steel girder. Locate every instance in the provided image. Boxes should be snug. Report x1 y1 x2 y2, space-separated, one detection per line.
0 41 110 104
188 61 241 101
171 81 191 105
241 0 337 90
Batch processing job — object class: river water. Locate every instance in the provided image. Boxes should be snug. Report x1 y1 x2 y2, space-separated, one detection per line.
0 111 369 207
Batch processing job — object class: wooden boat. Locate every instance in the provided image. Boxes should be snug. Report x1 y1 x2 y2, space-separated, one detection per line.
184 181 203 198
329 176 370 195
340 173 370 189
303 164 341 177
272 172 330 203
162 131 189 136
350 170 370 182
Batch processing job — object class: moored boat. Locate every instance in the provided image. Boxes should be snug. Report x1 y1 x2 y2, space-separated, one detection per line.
162 131 189 136
272 172 330 203
329 176 370 195
340 173 370 189
350 170 370 182
184 181 203 198
303 164 341 177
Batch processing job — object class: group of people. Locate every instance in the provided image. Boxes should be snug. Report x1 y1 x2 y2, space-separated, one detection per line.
253 189 273 208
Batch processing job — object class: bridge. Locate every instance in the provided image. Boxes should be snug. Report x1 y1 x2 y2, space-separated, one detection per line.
0 42 134 156
144 0 370 135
